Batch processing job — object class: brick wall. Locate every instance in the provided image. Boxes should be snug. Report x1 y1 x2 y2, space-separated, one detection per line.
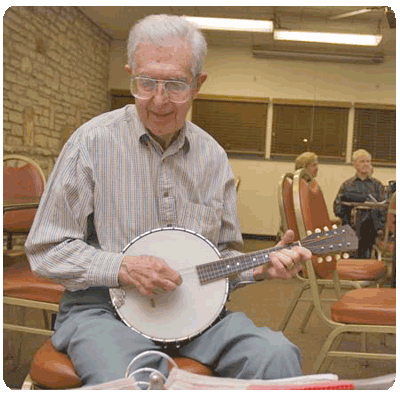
3 6 112 177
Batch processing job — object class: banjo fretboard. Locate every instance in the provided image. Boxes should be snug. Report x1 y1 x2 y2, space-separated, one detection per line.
196 225 357 285
196 244 294 284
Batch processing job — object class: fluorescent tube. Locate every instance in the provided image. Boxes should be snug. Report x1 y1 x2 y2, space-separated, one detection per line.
274 30 382 46
252 48 384 64
184 16 273 33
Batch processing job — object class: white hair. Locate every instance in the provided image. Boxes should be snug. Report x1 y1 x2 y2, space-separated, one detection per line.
127 14 207 78
352 149 371 162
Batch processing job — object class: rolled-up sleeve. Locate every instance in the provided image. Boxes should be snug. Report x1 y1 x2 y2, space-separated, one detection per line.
25 140 124 291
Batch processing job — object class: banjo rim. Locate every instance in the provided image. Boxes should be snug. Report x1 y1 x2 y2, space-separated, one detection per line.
110 227 229 344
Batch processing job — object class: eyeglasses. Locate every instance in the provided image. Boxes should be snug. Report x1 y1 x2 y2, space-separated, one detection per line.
130 77 192 104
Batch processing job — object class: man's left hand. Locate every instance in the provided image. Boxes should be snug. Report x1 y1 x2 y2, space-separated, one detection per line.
253 230 312 281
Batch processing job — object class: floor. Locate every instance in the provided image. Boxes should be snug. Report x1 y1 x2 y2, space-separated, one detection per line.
2 238 396 389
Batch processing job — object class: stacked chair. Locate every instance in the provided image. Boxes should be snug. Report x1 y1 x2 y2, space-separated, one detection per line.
3 155 64 336
372 191 396 281
278 171 387 333
290 168 395 373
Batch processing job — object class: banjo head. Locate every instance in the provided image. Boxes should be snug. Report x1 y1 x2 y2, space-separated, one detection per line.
110 227 229 343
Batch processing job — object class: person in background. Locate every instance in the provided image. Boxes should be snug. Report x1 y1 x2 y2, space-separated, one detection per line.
334 149 385 258
295 152 318 178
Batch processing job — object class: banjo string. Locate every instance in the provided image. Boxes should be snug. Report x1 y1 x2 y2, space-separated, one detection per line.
174 233 344 279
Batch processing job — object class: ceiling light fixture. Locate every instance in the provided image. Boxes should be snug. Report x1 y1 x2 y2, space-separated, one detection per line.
184 16 273 33
274 30 382 46
252 48 384 64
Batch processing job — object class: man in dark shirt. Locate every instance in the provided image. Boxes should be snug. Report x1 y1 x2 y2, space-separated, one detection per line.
334 149 386 258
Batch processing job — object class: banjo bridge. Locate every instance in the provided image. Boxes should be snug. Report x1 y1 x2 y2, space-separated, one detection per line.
110 288 125 309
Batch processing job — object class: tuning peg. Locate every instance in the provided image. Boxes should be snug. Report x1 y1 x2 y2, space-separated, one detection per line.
307 230 312 236
317 257 323 263
342 253 350 259
332 224 338 229
335 254 341 261
323 226 329 231
325 255 332 262
315 228 321 233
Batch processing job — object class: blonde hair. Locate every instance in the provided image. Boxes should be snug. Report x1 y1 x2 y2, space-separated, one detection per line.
352 149 371 162
295 152 318 170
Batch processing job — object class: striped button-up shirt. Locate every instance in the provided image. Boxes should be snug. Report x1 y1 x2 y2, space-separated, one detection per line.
25 105 253 292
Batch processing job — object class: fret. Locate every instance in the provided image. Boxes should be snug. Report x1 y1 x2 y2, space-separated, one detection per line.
196 246 292 285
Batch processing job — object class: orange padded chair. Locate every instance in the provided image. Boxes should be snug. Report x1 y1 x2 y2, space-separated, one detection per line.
278 170 387 332
372 191 396 276
3 154 46 252
22 339 213 389
292 169 385 282
3 155 64 336
292 168 395 372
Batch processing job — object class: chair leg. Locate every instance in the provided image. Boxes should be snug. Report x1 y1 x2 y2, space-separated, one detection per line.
7 232 13 250
299 303 314 333
323 333 344 372
361 332 370 368
15 308 27 366
42 310 51 331
300 284 325 333
21 373 34 390
313 327 344 373
278 282 309 332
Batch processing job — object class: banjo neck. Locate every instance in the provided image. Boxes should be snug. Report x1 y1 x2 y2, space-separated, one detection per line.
196 243 294 285
196 225 358 285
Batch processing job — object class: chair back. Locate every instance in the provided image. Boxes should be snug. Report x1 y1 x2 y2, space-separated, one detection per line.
386 191 396 238
234 176 241 192
293 168 339 279
379 191 396 255
3 155 46 232
278 173 300 241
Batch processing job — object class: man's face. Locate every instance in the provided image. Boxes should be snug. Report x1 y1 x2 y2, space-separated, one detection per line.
354 155 372 176
129 41 206 138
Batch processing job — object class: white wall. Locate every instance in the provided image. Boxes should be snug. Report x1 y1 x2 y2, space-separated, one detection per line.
230 159 395 236
109 41 396 235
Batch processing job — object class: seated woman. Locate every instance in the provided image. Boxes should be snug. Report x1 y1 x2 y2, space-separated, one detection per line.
294 152 318 178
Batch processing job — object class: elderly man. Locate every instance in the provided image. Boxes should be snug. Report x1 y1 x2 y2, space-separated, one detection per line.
25 14 311 386
334 149 385 258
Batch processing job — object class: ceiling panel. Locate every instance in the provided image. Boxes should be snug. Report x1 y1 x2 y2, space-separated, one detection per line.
78 6 395 55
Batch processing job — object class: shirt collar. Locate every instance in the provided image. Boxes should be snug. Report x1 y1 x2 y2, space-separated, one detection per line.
355 173 371 181
139 128 190 154
126 105 190 154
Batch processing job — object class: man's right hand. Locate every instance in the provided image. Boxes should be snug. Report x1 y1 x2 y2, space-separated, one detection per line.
118 255 182 296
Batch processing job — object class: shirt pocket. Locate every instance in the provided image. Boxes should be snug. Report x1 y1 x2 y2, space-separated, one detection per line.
178 201 223 244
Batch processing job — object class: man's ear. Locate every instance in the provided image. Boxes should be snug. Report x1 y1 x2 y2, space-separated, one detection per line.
193 71 208 97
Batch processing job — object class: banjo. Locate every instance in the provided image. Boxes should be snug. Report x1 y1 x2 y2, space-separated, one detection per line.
110 225 358 345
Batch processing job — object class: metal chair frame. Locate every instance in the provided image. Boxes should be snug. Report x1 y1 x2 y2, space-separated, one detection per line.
3 155 60 336
277 172 371 333
292 169 395 373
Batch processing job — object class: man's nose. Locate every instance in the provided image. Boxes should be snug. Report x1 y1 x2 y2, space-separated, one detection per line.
153 82 168 103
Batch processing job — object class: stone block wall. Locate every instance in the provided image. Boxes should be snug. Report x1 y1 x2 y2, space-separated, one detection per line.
3 6 112 177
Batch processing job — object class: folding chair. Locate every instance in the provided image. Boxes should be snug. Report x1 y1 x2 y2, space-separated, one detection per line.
292 168 395 372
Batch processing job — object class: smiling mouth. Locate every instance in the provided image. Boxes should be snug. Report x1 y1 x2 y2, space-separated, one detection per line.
150 111 173 118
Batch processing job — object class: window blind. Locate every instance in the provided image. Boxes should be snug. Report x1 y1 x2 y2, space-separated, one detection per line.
271 103 348 160
353 107 396 165
192 97 268 156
